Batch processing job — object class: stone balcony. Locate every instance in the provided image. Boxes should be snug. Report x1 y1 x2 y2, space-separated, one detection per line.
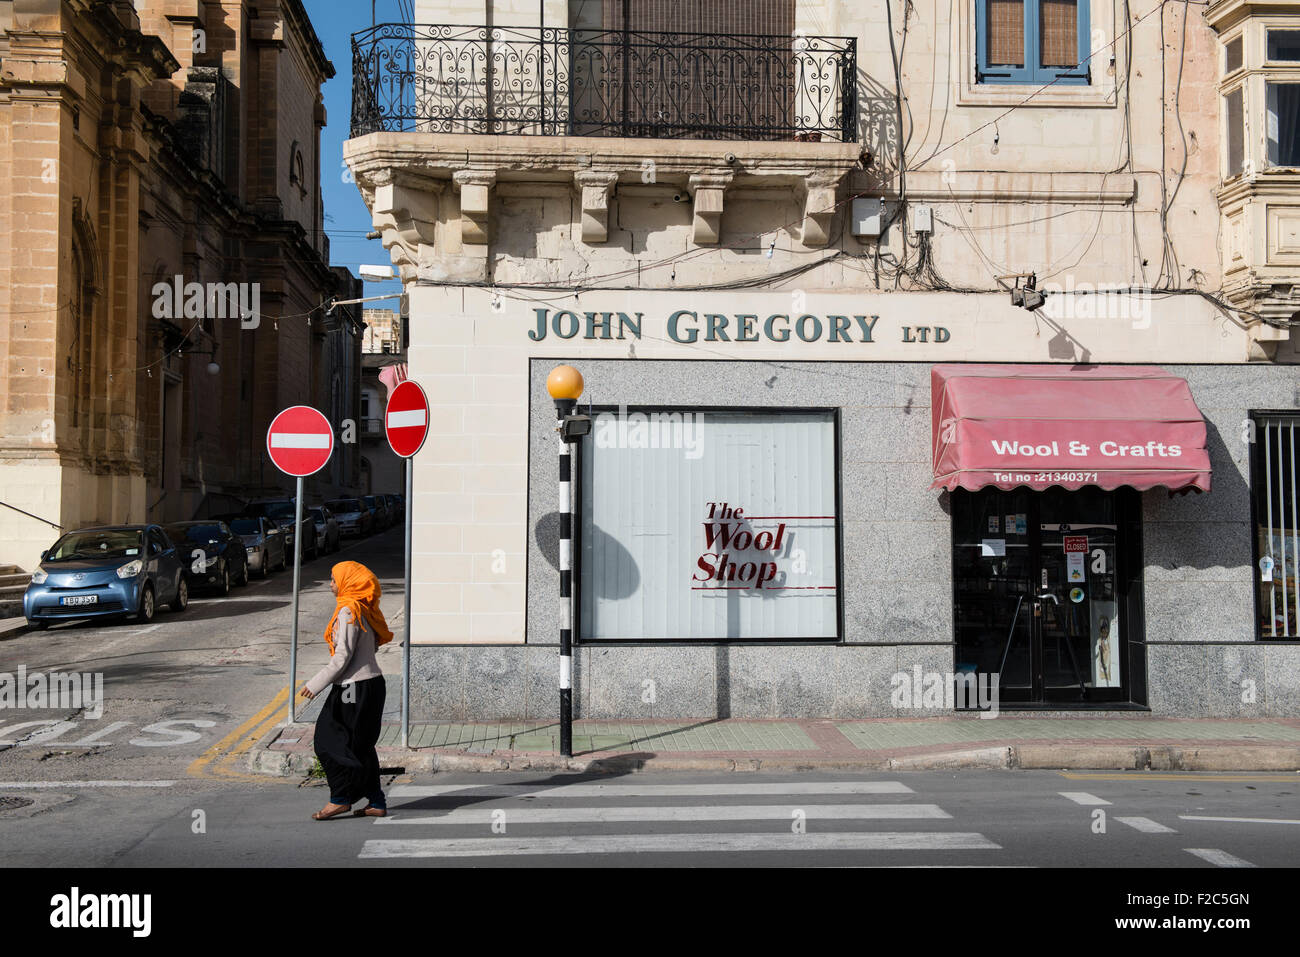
345 23 865 282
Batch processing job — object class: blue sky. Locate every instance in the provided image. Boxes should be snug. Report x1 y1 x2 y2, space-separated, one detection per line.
305 0 406 308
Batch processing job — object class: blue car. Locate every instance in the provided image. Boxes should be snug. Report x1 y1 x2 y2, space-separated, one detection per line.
23 525 189 629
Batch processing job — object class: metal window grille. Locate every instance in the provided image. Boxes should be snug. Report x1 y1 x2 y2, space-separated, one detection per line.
1256 415 1299 638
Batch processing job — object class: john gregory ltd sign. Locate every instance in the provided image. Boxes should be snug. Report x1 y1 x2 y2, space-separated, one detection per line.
528 308 951 345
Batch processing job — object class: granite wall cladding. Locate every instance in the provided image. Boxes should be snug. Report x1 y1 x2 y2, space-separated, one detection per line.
406 360 1299 719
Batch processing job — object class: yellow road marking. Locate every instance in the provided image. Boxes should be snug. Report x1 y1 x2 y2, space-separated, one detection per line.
1057 771 1300 782
189 686 293 781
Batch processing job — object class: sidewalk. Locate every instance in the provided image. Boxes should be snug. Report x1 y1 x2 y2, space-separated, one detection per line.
249 715 1300 775
0 617 28 640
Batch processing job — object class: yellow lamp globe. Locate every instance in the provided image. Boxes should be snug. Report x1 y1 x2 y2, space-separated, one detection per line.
547 365 584 401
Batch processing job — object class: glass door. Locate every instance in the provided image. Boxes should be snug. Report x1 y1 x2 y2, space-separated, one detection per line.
953 486 1140 706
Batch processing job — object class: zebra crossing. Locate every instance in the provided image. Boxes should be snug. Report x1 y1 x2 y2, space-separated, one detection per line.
356 778 1003 862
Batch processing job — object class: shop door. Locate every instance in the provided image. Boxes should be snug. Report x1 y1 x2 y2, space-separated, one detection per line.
953 487 1139 706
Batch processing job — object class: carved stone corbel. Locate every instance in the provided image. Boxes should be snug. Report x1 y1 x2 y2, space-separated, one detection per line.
574 170 619 243
800 170 843 248
687 171 734 246
453 169 496 246
369 170 441 274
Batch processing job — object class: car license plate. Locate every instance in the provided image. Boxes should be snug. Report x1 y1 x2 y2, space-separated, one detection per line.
61 595 98 606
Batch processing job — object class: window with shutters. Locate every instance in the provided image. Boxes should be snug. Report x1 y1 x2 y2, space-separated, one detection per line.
976 0 1090 84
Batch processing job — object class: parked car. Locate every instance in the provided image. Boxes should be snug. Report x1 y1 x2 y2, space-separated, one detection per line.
362 494 389 531
242 499 317 560
307 506 340 554
24 525 188 628
226 516 287 578
164 521 250 595
325 498 370 537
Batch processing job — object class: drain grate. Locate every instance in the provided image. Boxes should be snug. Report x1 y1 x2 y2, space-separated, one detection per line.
0 796 34 811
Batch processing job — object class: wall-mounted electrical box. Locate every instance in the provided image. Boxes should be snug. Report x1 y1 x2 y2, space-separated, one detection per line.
851 197 883 238
912 204 933 233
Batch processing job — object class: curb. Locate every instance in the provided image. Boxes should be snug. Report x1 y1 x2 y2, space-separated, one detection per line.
0 622 29 641
245 740 1300 776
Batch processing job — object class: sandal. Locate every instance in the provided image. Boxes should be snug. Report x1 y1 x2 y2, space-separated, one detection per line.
312 802 352 821
353 805 387 818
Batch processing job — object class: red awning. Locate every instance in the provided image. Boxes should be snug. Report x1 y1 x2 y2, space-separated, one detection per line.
931 364 1212 493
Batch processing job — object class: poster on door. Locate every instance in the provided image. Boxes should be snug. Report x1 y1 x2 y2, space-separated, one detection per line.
1090 601 1120 687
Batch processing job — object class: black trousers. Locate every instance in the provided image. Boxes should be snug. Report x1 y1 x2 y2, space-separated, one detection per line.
313 676 386 807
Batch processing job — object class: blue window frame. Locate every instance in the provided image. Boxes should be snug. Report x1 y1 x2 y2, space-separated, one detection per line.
976 0 1091 85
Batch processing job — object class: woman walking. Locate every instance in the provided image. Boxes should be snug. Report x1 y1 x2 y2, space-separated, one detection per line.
299 560 393 820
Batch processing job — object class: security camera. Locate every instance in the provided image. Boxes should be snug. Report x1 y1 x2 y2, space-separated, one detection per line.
673 192 686 202
724 152 737 164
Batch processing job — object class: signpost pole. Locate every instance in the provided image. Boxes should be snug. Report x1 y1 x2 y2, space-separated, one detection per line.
289 475 304 723
267 405 333 727
546 365 584 760
557 411 573 758
402 456 413 748
384 379 429 751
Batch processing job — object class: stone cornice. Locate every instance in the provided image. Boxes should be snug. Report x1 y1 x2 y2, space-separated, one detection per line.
1204 0 1300 33
344 132 863 187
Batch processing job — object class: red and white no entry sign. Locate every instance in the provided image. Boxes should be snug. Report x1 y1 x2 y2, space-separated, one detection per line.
385 380 429 459
266 405 334 477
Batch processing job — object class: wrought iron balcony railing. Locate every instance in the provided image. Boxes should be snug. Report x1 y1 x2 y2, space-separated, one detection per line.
351 24 857 142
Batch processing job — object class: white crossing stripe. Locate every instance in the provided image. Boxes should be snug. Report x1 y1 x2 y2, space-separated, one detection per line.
375 803 952 826
386 409 427 429
390 781 915 798
1184 848 1257 868
359 832 1001 858
1115 816 1176 834
1058 791 1111 806
1180 815 1300 826
270 433 330 449
0 780 176 788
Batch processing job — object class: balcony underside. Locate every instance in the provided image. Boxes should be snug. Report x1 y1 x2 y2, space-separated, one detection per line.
344 131 864 279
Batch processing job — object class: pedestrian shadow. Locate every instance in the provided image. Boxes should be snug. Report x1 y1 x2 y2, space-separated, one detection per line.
389 716 732 814
391 760 654 814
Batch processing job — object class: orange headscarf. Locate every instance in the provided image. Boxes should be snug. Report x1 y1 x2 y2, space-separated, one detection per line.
324 561 394 654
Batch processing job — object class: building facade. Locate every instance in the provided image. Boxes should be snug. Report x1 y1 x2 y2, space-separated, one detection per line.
344 0 1299 718
0 0 362 574
360 306 407 496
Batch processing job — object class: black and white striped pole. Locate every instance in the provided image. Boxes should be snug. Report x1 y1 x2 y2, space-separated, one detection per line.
547 365 587 758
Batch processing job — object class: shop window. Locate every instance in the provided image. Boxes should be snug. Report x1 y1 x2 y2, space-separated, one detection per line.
1267 83 1300 167
1251 414 1300 640
976 0 1090 85
578 409 839 641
